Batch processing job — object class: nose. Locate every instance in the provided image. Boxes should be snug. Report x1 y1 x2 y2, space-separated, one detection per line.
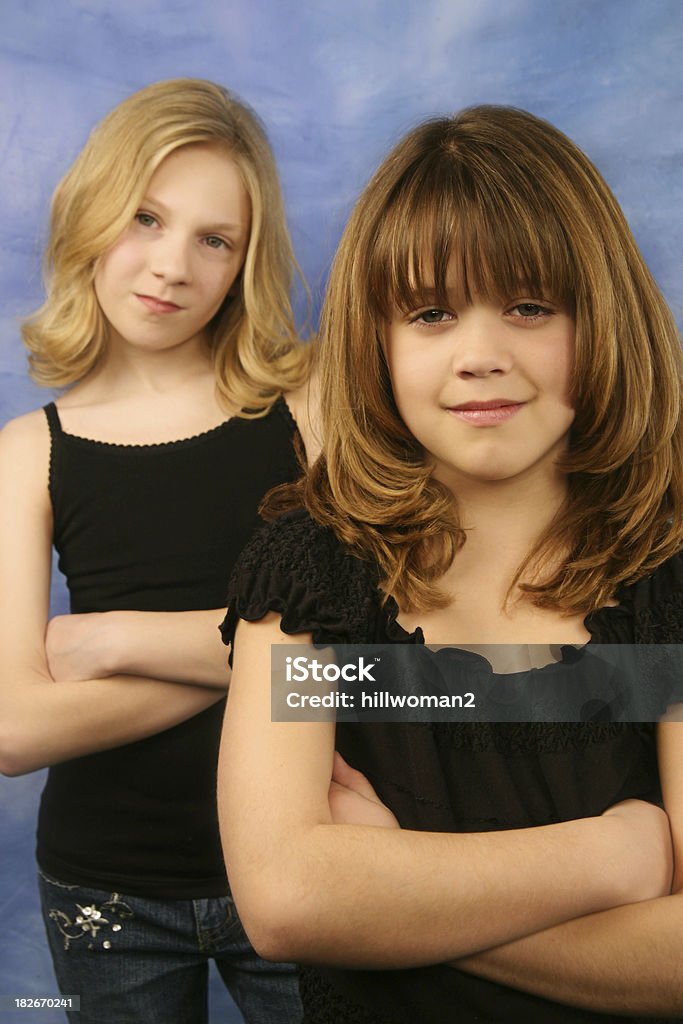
450 310 512 378
149 232 192 285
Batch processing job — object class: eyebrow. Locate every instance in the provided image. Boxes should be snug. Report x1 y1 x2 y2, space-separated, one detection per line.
203 222 246 234
140 195 247 234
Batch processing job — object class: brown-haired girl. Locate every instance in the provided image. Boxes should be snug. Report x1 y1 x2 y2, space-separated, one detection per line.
0 78 317 1022
218 106 683 1022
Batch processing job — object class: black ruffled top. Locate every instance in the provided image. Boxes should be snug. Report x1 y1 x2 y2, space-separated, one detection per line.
222 509 683 1024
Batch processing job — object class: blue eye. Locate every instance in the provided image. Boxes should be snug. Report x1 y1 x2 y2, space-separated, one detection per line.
205 236 228 250
135 212 157 228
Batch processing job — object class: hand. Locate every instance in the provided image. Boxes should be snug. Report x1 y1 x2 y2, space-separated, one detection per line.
46 612 116 681
601 799 673 903
328 751 400 829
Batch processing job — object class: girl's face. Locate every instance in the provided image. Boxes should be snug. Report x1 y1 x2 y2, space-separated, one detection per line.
386 285 575 494
94 143 250 356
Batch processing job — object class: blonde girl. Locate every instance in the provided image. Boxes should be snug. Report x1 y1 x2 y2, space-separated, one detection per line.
0 78 315 1023
218 106 682 1023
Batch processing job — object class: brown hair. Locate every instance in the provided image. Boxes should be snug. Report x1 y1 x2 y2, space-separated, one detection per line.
22 78 311 412
294 105 682 613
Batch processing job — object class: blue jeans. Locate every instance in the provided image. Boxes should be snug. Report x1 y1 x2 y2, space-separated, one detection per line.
38 870 302 1024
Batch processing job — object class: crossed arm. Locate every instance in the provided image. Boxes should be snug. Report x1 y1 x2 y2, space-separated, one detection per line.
0 379 321 775
334 741 683 1016
451 720 683 1015
325 698 683 1014
0 414 227 776
217 614 674 978
45 607 230 688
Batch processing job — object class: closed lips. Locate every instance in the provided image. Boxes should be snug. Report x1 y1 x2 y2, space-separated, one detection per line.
447 401 525 424
136 294 182 312
450 400 524 411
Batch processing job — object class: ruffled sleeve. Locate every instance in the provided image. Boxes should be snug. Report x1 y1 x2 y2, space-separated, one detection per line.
220 509 382 657
586 552 683 643
632 552 683 711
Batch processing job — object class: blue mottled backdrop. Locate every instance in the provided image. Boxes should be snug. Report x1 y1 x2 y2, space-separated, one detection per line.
1 0 681 1020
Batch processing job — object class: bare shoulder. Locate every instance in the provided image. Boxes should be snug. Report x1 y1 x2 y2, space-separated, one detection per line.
284 366 322 465
0 409 54 647
0 408 51 488
0 407 50 444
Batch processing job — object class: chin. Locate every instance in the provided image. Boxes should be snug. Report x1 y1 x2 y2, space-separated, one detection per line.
437 459 549 489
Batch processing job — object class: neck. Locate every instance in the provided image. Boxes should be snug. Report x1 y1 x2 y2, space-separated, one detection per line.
90 330 214 398
442 467 569 588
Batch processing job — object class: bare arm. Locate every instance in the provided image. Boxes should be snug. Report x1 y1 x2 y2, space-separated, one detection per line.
0 413 224 777
217 614 671 968
455 893 683 1015
46 608 230 688
329 725 682 1014
452 721 683 1016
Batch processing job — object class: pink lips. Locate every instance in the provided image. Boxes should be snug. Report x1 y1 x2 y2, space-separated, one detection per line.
136 294 182 314
447 399 525 426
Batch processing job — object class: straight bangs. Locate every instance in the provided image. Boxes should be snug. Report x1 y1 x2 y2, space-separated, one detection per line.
367 140 577 323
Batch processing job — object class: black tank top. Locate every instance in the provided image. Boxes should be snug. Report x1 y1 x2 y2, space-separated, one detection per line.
37 398 300 897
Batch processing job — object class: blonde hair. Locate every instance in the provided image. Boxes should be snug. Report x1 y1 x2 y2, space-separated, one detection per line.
298 105 683 613
23 78 311 412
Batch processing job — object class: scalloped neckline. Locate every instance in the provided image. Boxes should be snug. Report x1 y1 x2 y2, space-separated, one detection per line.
57 415 235 450
50 395 293 451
